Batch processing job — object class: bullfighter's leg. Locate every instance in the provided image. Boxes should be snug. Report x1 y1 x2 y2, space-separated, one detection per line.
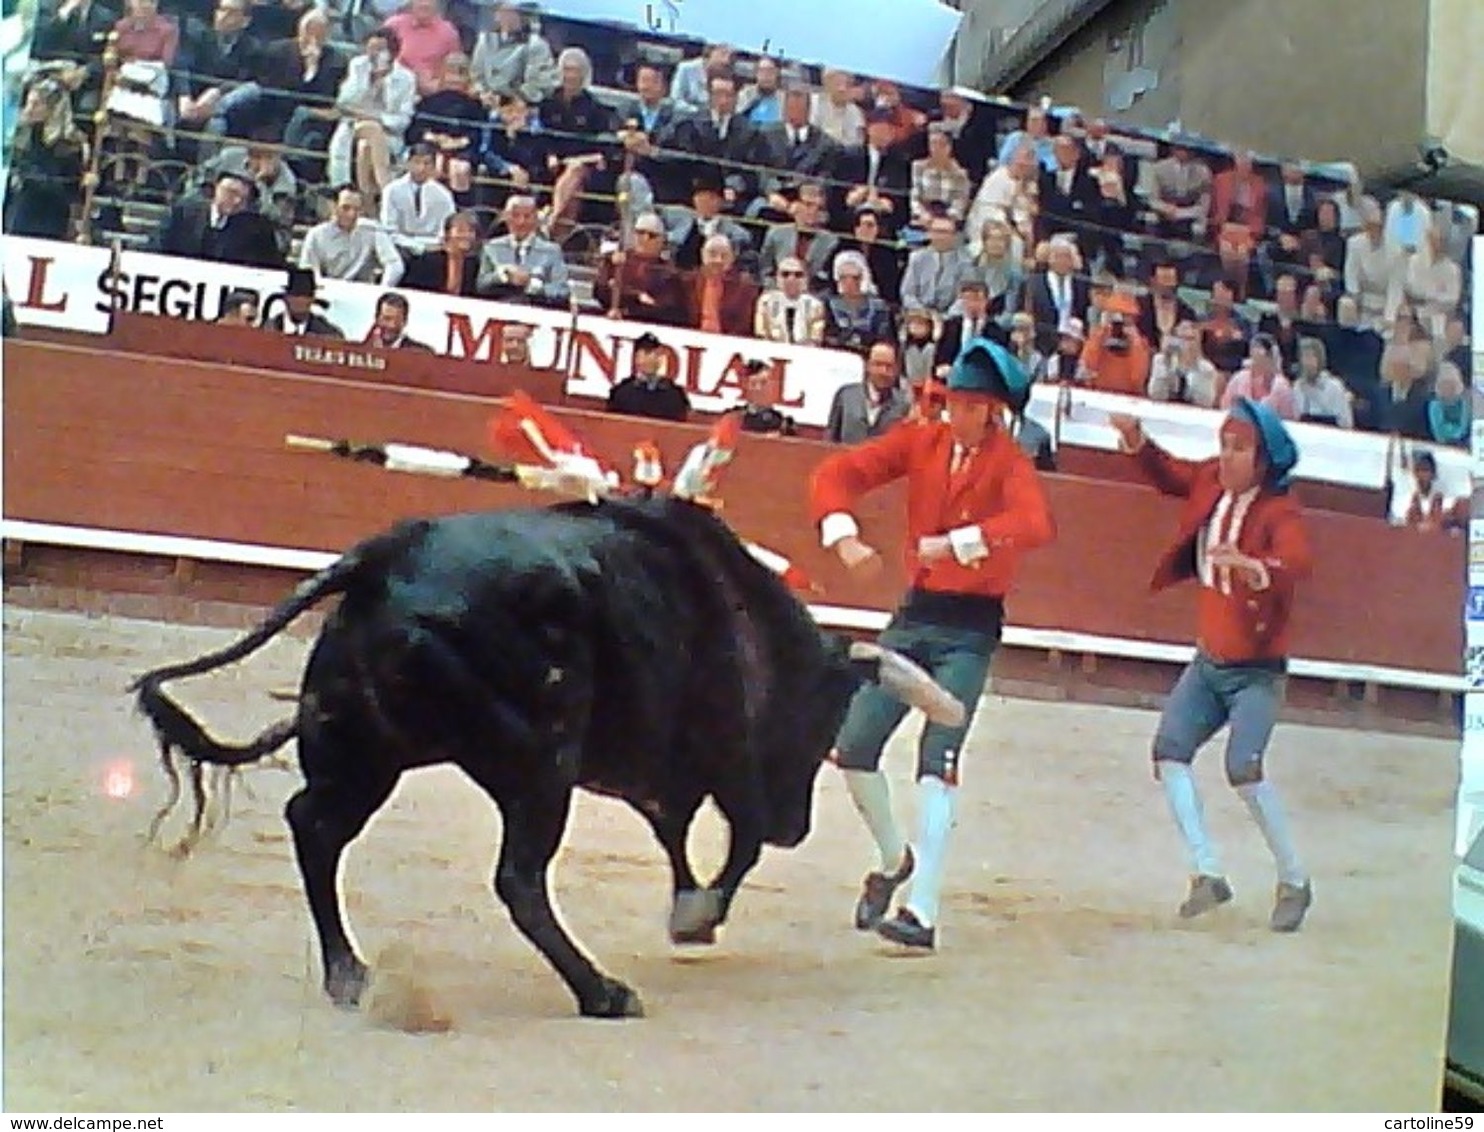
487 778 643 1019
285 763 399 1008
834 622 923 930
1220 667 1311 931
1151 656 1234 919
877 624 996 952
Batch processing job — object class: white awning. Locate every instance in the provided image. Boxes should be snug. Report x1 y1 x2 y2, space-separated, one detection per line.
1427 0 1484 169
534 0 964 88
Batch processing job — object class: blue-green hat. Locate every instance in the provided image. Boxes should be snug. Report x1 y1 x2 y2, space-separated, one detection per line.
1229 397 1300 492
947 337 1032 413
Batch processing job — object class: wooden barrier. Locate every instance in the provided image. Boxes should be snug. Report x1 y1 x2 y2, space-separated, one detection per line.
1 331 1464 683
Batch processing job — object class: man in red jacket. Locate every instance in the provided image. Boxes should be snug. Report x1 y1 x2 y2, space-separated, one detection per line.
810 339 1056 950
1108 399 1316 931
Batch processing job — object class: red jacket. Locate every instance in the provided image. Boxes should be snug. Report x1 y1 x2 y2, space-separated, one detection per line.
684 269 760 337
1210 169 1268 240
1136 443 1313 663
810 419 1055 599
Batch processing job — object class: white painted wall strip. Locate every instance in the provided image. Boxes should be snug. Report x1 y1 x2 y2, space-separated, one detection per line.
1 519 1466 694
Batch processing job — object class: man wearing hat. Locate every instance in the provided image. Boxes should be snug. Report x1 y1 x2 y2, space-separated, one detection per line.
1043 317 1086 383
833 107 911 237
810 338 1056 950
1107 400 1315 932
667 169 754 273
264 268 344 338
605 332 690 422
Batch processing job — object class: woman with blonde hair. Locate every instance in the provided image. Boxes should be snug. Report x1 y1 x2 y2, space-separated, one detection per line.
5 73 88 239
967 212 1025 323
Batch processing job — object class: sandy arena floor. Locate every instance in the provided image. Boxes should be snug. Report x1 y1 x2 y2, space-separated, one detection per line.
1 606 1460 1112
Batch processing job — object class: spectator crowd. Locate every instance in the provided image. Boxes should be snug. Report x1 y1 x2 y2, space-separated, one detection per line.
7 0 1478 470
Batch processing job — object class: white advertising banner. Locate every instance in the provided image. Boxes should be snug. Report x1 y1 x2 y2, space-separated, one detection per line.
1 235 1473 500
1025 384 1471 504
0 236 865 427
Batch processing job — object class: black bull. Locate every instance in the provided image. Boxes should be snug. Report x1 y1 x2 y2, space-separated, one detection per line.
131 496 965 1019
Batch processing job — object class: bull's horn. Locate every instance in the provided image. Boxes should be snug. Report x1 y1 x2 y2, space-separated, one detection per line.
851 642 968 728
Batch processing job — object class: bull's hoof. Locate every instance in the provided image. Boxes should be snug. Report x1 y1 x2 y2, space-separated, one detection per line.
670 924 717 946
669 888 724 945
580 978 644 1020
325 956 369 1008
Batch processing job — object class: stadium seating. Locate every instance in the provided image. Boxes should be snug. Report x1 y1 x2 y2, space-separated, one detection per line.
6 0 1476 449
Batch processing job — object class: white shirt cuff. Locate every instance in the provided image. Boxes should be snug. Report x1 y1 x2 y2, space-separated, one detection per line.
820 512 860 549
947 524 989 565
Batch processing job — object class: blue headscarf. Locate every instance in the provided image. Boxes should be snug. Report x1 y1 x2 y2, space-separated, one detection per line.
1228 397 1299 492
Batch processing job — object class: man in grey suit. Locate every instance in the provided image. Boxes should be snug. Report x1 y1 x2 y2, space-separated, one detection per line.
476 194 571 307
826 340 913 444
755 86 840 206
757 182 839 290
468 1 558 104
899 216 976 317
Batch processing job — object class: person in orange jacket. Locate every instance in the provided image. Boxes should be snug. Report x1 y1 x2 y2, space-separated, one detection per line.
1108 398 1316 932
1077 291 1152 396
809 339 1056 950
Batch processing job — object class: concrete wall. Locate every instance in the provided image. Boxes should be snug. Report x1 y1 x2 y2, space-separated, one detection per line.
1174 0 1427 171
945 0 1051 91
1003 0 1430 174
1005 0 1183 128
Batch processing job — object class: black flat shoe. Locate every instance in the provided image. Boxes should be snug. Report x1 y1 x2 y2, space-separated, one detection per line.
875 907 936 951
853 845 915 931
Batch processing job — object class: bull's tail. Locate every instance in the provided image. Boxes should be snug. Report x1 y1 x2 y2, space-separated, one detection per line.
129 525 419 852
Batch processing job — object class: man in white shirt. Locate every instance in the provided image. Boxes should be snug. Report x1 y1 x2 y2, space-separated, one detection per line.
1343 196 1405 329
965 141 1038 250
1290 336 1354 427
299 186 405 285
1147 320 1222 408
810 67 865 147
380 143 457 255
